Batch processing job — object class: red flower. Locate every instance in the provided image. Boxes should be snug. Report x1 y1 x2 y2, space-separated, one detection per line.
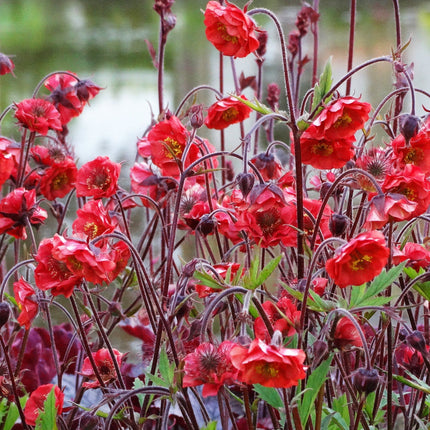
333 317 363 349
0 53 15 76
75 79 103 103
23 384 64 426
382 164 430 218
45 72 83 125
146 116 200 178
34 236 82 297
72 199 118 241
13 278 38 330
230 338 307 388
254 298 301 342
0 188 47 239
205 96 252 130
81 348 124 388
311 97 371 140
402 242 430 272
204 1 259 58
76 156 121 198
325 231 389 288
15 99 62 135
300 128 356 169
0 138 16 188
250 152 283 181
40 157 77 200
183 341 239 397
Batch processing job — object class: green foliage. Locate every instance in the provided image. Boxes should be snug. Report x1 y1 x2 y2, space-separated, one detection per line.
201 421 218 430
145 347 176 394
299 356 333 426
0 396 27 430
254 384 283 409
321 393 350 429
243 255 282 290
404 266 430 301
35 387 58 430
311 58 333 114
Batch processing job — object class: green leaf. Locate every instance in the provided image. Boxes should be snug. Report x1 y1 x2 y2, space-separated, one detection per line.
2 396 27 430
230 94 273 115
299 356 332 425
159 347 175 387
393 371 430 394
133 378 145 408
311 58 333 113
255 255 282 287
405 266 430 301
193 270 224 291
254 384 283 409
35 387 58 430
201 421 218 430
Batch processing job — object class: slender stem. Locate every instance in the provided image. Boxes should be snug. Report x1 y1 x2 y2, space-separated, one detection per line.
346 0 356 95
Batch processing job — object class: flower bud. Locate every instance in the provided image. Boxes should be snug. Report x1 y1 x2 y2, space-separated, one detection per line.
0 303 10 328
266 83 281 110
78 412 100 430
329 213 349 237
353 367 379 394
406 330 427 355
399 114 421 143
236 172 255 198
256 30 268 60
226 161 235 182
197 214 216 236
189 104 205 129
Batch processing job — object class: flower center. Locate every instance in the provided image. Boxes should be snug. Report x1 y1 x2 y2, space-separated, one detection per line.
255 209 282 237
217 23 238 44
222 108 239 122
84 222 99 239
88 172 111 190
350 253 373 271
164 137 183 159
255 362 279 378
52 172 69 190
334 114 352 129
311 141 334 156
404 148 424 165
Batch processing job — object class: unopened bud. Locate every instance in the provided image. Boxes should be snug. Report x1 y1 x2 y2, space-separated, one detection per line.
197 214 216 236
0 303 10 328
329 213 349 237
78 412 100 430
189 104 204 129
399 114 421 143
407 330 427 354
236 172 255 198
353 367 379 394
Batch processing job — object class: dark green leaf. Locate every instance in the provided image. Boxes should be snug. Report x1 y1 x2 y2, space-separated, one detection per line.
254 384 283 409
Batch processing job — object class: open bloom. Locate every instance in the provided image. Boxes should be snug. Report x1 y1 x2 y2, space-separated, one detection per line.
39 157 77 200
15 98 62 135
333 317 363 349
23 384 64 426
0 188 47 239
13 278 38 330
205 96 252 130
75 156 121 198
81 348 124 388
325 231 389 288
231 338 307 388
204 1 259 58
183 341 239 396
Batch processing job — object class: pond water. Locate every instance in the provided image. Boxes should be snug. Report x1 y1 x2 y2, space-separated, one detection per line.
0 0 430 167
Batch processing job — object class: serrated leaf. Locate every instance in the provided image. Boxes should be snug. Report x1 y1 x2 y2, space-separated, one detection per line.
255 255 282 287
254 384 283 409
308 290 337 312
144 372 170 388
133 378 145 408
299 356 332 425
311 58 333 112
36 387 58 430
159 347 174 386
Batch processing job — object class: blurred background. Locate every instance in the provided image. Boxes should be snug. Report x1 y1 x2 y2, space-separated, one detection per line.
0 0 429 165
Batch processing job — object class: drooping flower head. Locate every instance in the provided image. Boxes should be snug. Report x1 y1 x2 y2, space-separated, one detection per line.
183 341 239 397
23 384 64 426
13 278 38 330
205 96 252 130
333 317 363 349
80 348 124 388
0 188 48 239
14 99 62 135
325 231 389 288
230 337 307 388
0 53 15 76
204 1 260 58
76 156 121 198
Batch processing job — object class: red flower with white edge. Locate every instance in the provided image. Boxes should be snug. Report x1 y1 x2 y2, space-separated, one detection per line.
205 96 252 130
311 97 371 140
364 193 418 229
40 157 77 200
204 1 260 58
23 384 64 426
230 337 307 388
325 231 389 288
0 53 15 76
382 164 430 218
34 236 82 298
147 116 200 178
45 72 83 125
254 298 301 342
76 156 121 198
14 99 62 135
333 317 363 350
0 188 47 240
81 348 124 388
183 341 239 397
72 199 118 241
13 278 38 330
300 127 356 170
